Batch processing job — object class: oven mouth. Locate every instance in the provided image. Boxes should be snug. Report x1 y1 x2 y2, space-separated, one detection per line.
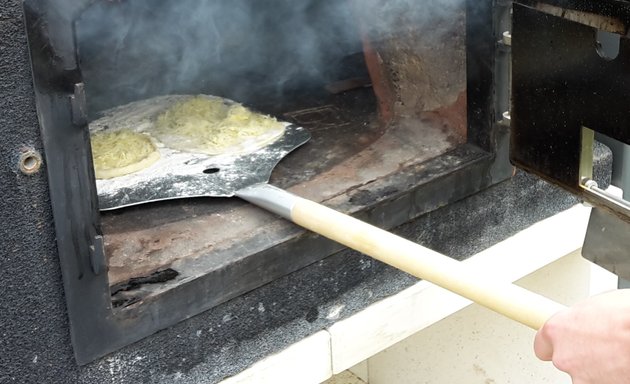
101 88 466 309
73 0 469 310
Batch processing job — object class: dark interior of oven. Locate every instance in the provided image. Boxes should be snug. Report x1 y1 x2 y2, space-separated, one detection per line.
74 0 468 309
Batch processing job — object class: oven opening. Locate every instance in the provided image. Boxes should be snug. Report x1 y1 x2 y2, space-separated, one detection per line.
75 0 467 310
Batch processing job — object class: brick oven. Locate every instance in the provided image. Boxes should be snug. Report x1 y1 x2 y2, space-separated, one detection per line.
14 0 512 365
2 0 628 382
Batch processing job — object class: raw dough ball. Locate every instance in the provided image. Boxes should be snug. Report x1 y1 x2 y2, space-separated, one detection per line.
91 129 160 179
154 96 285 155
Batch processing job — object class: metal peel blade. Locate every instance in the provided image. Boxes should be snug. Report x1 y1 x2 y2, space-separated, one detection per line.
97 124 310 210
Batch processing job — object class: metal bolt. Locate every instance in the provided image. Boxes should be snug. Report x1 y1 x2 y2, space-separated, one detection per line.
18 149 43 175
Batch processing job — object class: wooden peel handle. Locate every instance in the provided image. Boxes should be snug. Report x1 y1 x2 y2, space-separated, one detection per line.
290 196 566 330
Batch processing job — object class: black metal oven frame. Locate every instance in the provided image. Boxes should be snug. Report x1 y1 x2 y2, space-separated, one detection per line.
23 0 512 364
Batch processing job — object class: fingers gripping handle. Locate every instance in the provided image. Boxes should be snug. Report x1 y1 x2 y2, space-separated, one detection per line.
238 184 566 329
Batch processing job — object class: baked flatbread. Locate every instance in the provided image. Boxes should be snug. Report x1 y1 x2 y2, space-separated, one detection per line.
91 130 160 179
154 96 285 156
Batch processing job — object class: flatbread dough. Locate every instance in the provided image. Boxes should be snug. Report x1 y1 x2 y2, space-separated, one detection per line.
91 130 160 179
154 96 285 155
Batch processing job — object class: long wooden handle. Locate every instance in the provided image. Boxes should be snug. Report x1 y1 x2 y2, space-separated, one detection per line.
237 184 567 329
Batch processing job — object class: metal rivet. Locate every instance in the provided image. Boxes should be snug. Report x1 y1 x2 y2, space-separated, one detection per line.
19 149 43 175
502 31 512 46
498 111 511 126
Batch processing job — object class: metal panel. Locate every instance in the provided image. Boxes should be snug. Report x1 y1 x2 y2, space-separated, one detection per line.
511 2 630 195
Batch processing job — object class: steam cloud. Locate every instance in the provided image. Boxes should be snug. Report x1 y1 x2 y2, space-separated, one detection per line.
70 0 465 117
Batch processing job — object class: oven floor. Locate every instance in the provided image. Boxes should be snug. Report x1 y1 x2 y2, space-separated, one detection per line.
101 86 465 306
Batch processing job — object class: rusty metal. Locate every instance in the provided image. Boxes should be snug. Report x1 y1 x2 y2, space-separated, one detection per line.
534 3 627 34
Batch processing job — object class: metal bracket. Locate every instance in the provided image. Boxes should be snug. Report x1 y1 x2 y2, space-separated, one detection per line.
580 127 630 278
579 127 630 219
583 207 630 280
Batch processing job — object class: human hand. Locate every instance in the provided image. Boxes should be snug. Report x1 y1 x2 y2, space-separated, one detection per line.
534 289 630 384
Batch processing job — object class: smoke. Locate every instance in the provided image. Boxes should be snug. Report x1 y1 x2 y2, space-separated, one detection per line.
73 0 466 117
357 0 466 38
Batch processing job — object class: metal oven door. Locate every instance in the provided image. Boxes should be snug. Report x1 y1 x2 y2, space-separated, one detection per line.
511 0 630 278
